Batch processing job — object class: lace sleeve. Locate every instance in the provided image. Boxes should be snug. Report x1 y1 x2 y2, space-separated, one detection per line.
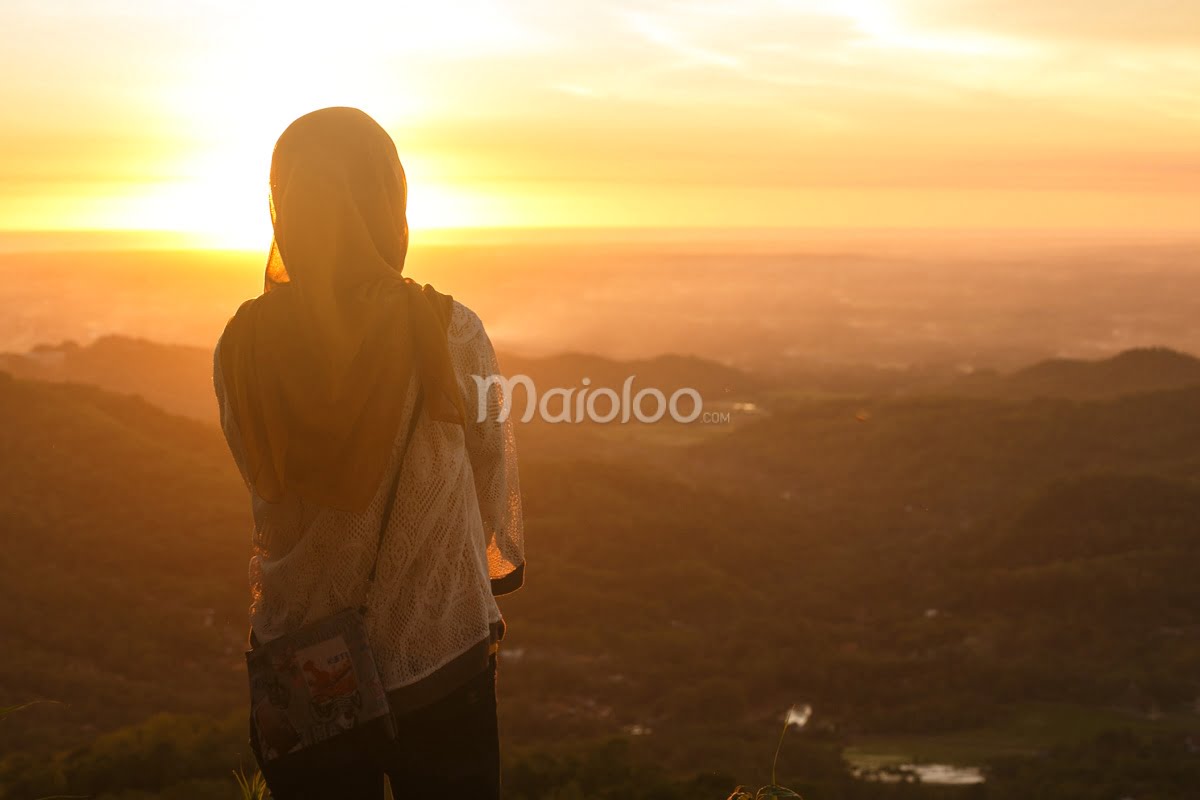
449 302 526 595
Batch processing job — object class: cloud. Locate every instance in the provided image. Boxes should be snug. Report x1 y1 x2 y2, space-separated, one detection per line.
907 0 1200 46
621 10 744 70
552 83 602 98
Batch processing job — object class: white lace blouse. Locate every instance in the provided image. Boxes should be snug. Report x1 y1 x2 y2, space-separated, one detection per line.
214 300 524 706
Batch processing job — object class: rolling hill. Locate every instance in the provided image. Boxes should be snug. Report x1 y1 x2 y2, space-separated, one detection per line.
947 346 1200 401
0 336 216 422
0 335 764 427
1006 347 1200 399
0 372 248 753
3 343 1200 795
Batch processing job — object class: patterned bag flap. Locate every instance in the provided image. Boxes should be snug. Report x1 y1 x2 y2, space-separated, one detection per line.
246 608 391 762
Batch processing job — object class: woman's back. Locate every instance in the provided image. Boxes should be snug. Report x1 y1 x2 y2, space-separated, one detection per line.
216 299 523 706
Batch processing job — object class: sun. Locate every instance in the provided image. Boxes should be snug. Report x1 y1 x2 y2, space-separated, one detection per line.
138 0 505 248
130 150 493 250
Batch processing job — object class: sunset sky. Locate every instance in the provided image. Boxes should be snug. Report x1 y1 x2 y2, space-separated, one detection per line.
1 0 1197 247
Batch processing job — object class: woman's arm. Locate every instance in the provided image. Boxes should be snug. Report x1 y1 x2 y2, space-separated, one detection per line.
450 303 525 595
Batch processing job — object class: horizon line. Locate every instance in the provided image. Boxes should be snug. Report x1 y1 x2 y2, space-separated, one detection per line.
2 225 1199 254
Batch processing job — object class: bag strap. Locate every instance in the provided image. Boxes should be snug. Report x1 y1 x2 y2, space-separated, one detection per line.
363 385 425 604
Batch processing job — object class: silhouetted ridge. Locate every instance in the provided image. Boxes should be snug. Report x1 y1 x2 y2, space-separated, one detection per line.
0 334 214 422
1007 347 1200 399
493 351 763 400
0 335 764 426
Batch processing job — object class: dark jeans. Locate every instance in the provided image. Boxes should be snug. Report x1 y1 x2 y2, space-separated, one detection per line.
252 656 500 800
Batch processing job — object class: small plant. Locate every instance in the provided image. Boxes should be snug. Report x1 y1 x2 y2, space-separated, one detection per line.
726 704 812 800
726 788 801 800
0 700 59 721
234 767 271 800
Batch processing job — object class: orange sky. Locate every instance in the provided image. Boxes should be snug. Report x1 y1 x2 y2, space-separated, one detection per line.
1 0 1197 247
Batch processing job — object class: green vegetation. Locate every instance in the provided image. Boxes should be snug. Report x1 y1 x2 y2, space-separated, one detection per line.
1 344 1199 797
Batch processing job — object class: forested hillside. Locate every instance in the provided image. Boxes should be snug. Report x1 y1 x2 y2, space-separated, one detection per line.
2 343 1199 797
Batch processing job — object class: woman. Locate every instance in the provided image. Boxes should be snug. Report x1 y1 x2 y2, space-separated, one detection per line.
213 107 524 799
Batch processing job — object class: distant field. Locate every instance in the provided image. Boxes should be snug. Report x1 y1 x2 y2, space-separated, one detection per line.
845 702 1200 768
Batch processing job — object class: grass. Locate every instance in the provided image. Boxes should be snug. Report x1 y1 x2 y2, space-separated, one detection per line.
0 700 60 721
234 767 270 800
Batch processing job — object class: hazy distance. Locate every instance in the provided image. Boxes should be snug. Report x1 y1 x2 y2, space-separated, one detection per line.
2 229 1198 376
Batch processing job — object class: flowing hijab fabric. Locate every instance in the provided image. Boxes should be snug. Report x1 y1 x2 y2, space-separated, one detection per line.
220 107 465 512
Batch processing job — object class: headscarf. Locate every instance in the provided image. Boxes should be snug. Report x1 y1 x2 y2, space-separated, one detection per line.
219 107 465 512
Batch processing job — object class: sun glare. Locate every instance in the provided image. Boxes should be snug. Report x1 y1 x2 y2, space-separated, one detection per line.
140 0 499 248
0 0 1197 241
